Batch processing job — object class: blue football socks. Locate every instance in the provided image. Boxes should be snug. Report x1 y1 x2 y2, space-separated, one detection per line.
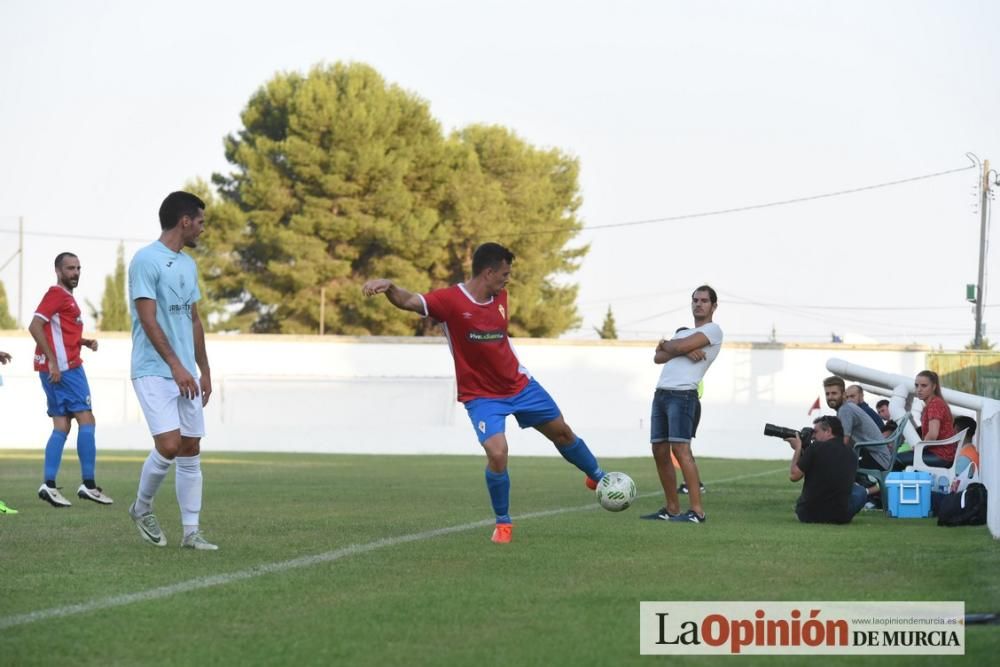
77 423 97 484
485 468 511 524
43 430 69 484
558 437 605 482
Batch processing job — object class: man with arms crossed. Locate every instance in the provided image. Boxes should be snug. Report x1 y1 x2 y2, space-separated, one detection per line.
363 242 606 544
641 286 722 524
127 191 216 550
29 252 112 507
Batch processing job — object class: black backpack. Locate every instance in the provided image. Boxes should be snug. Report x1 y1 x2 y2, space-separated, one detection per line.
937 483 988 527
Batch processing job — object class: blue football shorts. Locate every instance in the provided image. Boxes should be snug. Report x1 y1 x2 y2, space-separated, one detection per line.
463 378 562 445
39 366 93 417
650 388 699 444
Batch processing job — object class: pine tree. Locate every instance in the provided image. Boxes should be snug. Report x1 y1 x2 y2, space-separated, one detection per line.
98 243 129 331
594 305 618 339
196 62 586 336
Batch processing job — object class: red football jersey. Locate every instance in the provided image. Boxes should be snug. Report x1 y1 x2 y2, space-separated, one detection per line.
422 284 530 402
33 286 84 372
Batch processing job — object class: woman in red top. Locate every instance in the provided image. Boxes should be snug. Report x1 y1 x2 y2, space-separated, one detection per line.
894 370 957 470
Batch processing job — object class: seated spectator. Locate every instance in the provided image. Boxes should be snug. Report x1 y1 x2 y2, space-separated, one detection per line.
894 370 957 471
786 415 867 524
881 419 911 453
824 376 889 470
876 399 891 422
846 384 884 429
949 416 979 493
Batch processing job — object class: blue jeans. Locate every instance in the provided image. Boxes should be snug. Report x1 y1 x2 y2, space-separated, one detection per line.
893 450 952 471
847 483 868 517
650 389 699 443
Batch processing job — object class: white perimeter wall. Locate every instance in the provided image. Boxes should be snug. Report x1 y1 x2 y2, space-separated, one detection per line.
0 332 931 460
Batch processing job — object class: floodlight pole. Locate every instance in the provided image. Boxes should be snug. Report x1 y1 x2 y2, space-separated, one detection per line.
974 160 990 349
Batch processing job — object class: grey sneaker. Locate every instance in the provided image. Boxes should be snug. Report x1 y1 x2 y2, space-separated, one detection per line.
129 501 166 547
181 531 219 551
78 484 114 505
38 484 72 507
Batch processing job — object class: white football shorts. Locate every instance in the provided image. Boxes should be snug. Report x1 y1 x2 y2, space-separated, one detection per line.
132 375 206 438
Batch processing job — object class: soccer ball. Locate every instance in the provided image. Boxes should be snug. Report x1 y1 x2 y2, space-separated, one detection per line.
595 472 637 512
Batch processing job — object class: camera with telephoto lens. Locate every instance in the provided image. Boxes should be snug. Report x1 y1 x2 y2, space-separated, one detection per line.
763 423 814 448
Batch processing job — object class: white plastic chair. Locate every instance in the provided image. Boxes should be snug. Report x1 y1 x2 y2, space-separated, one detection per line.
907 428 972 493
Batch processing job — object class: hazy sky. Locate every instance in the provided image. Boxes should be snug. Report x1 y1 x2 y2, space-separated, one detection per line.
1 0 997 347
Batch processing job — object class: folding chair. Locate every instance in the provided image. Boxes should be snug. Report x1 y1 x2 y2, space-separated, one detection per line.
853 416 908 512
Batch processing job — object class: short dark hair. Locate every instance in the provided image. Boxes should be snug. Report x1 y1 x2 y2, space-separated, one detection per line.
823 376 846 390
813 414 844 438
876 399 890 409
882 419 898 433
471 242 515 276
954 415 977 438
693 285 717 304
159 191 206 231
54 252 78 268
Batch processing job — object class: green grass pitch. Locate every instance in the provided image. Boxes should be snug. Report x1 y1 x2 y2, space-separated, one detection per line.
1 451 998 666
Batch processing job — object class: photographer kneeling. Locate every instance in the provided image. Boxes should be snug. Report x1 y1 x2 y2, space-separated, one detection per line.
787 415 868 524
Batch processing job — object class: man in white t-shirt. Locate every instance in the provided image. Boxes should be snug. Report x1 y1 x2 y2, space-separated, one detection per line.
640 286 723 524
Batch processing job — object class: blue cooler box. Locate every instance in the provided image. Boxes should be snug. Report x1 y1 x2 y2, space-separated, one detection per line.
885 471 933 518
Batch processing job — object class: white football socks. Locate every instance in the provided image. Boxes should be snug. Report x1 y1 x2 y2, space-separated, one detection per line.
136 449 173 514
175 455 203 537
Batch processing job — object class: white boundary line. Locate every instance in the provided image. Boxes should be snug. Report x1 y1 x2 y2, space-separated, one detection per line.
0 467 784 630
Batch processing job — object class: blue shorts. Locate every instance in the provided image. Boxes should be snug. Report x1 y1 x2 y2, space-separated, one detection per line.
464 378 562 445
650 389 699 444
39 366 93 417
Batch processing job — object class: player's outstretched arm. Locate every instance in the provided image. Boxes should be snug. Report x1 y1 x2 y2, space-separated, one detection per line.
362 279 425 315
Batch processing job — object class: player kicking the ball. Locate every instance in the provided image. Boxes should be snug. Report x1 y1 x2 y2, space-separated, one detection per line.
363 243 605 544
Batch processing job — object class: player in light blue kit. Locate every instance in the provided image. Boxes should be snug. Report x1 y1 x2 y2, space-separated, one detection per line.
127 191 217 550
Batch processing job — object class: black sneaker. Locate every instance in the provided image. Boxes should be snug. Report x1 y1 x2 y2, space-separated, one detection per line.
640 507 680 521
668 509 706 524
678 482 707 495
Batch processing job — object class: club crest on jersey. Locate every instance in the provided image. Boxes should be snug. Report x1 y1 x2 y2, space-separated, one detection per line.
462 312 473 319
498 304 506 319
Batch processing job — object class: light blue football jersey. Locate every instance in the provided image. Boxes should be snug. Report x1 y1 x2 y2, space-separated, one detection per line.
128 241 201 379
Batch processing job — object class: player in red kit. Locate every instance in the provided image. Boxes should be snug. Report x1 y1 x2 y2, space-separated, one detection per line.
28 252 112 507
364 243 605 543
